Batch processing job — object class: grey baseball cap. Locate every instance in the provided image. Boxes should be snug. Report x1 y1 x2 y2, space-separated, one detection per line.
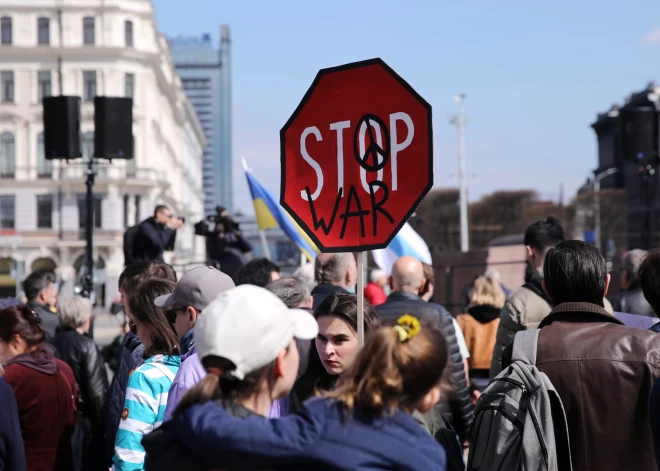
154 266 235 310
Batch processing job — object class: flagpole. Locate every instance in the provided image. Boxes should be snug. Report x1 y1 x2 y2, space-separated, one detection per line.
260 230 272 260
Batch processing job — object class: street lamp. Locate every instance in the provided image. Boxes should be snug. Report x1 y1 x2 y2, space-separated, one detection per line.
593 167 619 252
449 93 469 252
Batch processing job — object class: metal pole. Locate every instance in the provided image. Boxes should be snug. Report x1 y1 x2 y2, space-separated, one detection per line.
83 158 95 301
594 177 601 252
57 7 64 241
259 230 272 260
357 252 365 347
454 94 469 252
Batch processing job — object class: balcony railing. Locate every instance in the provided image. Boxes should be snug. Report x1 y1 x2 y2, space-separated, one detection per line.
4 165 166 183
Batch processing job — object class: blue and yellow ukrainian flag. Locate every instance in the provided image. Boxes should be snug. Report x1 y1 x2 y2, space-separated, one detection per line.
244 166 318 262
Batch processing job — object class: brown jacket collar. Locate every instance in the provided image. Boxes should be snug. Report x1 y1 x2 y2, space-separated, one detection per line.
538 302 623 329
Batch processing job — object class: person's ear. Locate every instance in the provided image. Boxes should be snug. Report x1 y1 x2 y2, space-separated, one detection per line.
417 387 441 414
273 348 288 378
604 273 611 298
526 245 534 261
418 277 427 295
307 296 314 309
187 307 199 327
542 280 553 302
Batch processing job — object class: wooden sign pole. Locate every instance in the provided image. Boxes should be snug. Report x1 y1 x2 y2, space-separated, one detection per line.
357 251 366 347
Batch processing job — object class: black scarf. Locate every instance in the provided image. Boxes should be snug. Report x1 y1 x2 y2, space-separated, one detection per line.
467 304 501 324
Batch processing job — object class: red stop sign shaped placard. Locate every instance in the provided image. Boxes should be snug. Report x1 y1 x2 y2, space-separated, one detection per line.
280 58 433 252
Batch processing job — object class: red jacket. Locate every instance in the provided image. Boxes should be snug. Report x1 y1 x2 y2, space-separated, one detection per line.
3 347 77 471
364 282 387 306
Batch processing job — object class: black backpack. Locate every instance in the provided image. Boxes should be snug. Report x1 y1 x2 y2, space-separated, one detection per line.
123 225 139 266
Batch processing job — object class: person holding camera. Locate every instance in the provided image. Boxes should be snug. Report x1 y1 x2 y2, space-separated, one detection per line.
132 205 183 264
196 206 252 277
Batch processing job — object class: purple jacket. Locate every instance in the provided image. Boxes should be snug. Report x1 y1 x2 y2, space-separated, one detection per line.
163 346 289 421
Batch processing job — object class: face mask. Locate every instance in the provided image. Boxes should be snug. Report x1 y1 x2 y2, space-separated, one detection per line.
347 287 356 294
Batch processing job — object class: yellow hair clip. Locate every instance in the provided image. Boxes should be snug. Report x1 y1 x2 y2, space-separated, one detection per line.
393 314 421 343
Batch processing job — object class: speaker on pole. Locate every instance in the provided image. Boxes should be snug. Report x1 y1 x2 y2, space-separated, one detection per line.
42 96 82 159
620 106 658 163
94 97 133 159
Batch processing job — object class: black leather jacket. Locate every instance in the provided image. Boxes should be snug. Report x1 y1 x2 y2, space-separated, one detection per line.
52 328 109 432
377 291 473 441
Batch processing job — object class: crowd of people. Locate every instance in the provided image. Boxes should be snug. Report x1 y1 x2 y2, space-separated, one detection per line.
5 215 660 470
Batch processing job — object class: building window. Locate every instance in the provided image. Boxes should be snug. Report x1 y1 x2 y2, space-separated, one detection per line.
37 17 50 45
83 17 95 45
0 132 15 178
125 20 133 47
1 17 11 45
0 195 14 229
83 71 96 102
78 194 102 229
82 132 94 161
38 71 51 100
37 133 52 177
125 73 134 99
37 195 53 228
1 71 14 103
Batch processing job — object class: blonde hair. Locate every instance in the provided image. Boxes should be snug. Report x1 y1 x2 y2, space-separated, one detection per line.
325 319 447 417
469 276 505 309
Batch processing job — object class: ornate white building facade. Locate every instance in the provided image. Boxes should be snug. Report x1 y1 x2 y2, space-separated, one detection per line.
0 0 206 305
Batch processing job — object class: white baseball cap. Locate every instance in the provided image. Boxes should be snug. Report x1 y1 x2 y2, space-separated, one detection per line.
194 284 319 380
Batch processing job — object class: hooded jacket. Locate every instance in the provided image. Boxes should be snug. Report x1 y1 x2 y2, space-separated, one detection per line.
2 346 77 471
170 397 446 471
457 304 500 371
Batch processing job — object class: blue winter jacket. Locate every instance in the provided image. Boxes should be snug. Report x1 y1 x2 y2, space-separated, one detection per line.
0 377 25 471
174 397 447 471
104 332 145 467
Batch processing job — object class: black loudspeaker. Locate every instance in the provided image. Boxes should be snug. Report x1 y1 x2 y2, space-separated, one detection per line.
42 96 82 159
621 107 658 163
94 97 133 159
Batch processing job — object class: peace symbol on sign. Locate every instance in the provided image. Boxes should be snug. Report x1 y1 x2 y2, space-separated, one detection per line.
353 114 390 172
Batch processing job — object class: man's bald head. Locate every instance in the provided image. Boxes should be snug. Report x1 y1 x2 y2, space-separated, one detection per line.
315 252 357 289
391 256 425 293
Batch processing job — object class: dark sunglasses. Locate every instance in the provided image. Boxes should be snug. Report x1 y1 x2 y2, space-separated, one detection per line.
165 306 188 325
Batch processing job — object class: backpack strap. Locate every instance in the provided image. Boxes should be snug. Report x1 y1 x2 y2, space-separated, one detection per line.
511 329 540 365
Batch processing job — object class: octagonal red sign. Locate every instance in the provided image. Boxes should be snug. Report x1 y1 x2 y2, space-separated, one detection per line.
280 58 433 252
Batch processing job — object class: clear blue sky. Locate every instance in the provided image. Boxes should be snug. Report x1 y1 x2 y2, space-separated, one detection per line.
153 0 660 214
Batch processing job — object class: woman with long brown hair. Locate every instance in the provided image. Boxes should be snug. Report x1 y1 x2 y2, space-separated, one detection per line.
112 279 180 471
168 315 449 470
294 292 380 403
0 303 78 471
